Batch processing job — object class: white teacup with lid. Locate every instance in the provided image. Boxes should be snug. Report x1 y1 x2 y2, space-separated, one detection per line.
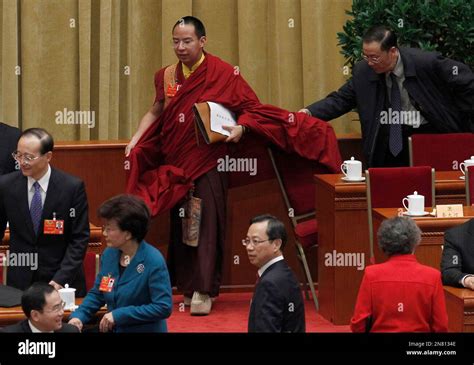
460 156 474 176
402 191 425 215
58 284 76 311
341 156 362 180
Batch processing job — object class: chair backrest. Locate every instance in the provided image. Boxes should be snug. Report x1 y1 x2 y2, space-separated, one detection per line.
367 166 435 209
267 147 328 223
467 165 474 206
83 251 100 292
366 166 435 259
409 133 474 170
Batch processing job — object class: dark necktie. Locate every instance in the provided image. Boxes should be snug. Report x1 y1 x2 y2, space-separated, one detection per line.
30 181 43 235
389 72 403 156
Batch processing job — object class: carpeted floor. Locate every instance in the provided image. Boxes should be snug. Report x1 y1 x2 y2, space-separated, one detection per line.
167 292 351 332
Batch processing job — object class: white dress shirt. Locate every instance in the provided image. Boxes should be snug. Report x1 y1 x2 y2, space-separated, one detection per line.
258 255 284 278
27 165 51 208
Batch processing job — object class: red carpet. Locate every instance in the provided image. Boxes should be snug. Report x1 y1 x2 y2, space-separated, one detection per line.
167 292 350 332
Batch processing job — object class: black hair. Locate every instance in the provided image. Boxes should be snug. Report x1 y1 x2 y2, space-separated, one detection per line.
20 128 54 154
98 194 151 243
173 16 206 38
21 282 56 318
362 25 398 51
250 214 288 250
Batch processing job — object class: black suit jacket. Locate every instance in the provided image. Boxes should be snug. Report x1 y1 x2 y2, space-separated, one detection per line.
0 167 90 296
441 219 474 287
306 47 474 166
0 123 20 175
1 319 79 333
248 260 305 333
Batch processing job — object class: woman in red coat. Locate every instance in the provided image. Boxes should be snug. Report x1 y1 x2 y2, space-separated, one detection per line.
351 216 448 332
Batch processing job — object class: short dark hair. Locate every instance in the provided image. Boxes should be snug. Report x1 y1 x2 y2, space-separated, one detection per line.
362 25 398 51
377 216 421 256
20 128 54 154
98 194 151 243
21 282 56 318
250 214 288 250
173 16 206 38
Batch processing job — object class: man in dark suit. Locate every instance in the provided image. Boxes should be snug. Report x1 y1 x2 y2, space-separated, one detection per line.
0 122 21 175
245 214 305 333
300 25 474 167
1 282 79 333
441 218 474 289
0 128 89 296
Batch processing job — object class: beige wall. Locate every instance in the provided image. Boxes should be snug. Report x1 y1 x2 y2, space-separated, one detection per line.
0 0 360 140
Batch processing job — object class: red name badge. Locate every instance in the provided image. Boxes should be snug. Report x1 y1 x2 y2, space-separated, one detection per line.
43 220 64 235
99 276 115 292
166 83 181 97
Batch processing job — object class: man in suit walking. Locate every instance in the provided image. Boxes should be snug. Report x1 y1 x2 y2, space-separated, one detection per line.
245 214 305 333
441 218 474 289
0 122 21 175
0 128 90 296
1 282 79 332
300 25 473 167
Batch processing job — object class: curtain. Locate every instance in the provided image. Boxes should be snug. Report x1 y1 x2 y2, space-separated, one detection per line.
0 0 359 141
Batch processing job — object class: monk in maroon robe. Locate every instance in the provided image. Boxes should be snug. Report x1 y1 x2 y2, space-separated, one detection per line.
126 16 341 315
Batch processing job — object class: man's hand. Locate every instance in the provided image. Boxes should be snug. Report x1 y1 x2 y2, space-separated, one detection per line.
68 318 83 332
49 280 63 291
99 312 115 333
298 108 311 116
125 137 139 157
464 276 474 290
223 125 244 143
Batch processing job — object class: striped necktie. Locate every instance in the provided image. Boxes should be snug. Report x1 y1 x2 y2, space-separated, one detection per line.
389 72 403 156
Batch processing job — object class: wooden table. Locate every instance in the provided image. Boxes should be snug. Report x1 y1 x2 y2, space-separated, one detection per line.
0 298 106 327
373 206 474 268
314 170 466 325
444 286 474 332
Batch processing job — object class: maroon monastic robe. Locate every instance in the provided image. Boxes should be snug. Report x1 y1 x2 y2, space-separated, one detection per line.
126 53 341 216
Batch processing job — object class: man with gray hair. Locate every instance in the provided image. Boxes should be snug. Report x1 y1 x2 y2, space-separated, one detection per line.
351 216 448 332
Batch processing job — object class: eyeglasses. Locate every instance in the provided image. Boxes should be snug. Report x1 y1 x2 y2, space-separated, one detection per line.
362 54 383 64
242 238 273 247
42 301 66 313
11 151 43 163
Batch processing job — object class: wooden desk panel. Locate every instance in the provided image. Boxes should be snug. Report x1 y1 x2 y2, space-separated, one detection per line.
314 171 466 325
444 286 474 332
373 207 474 268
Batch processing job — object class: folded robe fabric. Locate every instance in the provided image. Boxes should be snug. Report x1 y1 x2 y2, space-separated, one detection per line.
126 53 342 216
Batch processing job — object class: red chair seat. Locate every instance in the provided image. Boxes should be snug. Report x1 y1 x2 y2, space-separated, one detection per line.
294 219 318 249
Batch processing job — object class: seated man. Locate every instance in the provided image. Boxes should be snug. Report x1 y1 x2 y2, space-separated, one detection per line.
245 214 305 333
0 122 20 175
441 218 474 289
1 282 78 332
351 217 448 332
